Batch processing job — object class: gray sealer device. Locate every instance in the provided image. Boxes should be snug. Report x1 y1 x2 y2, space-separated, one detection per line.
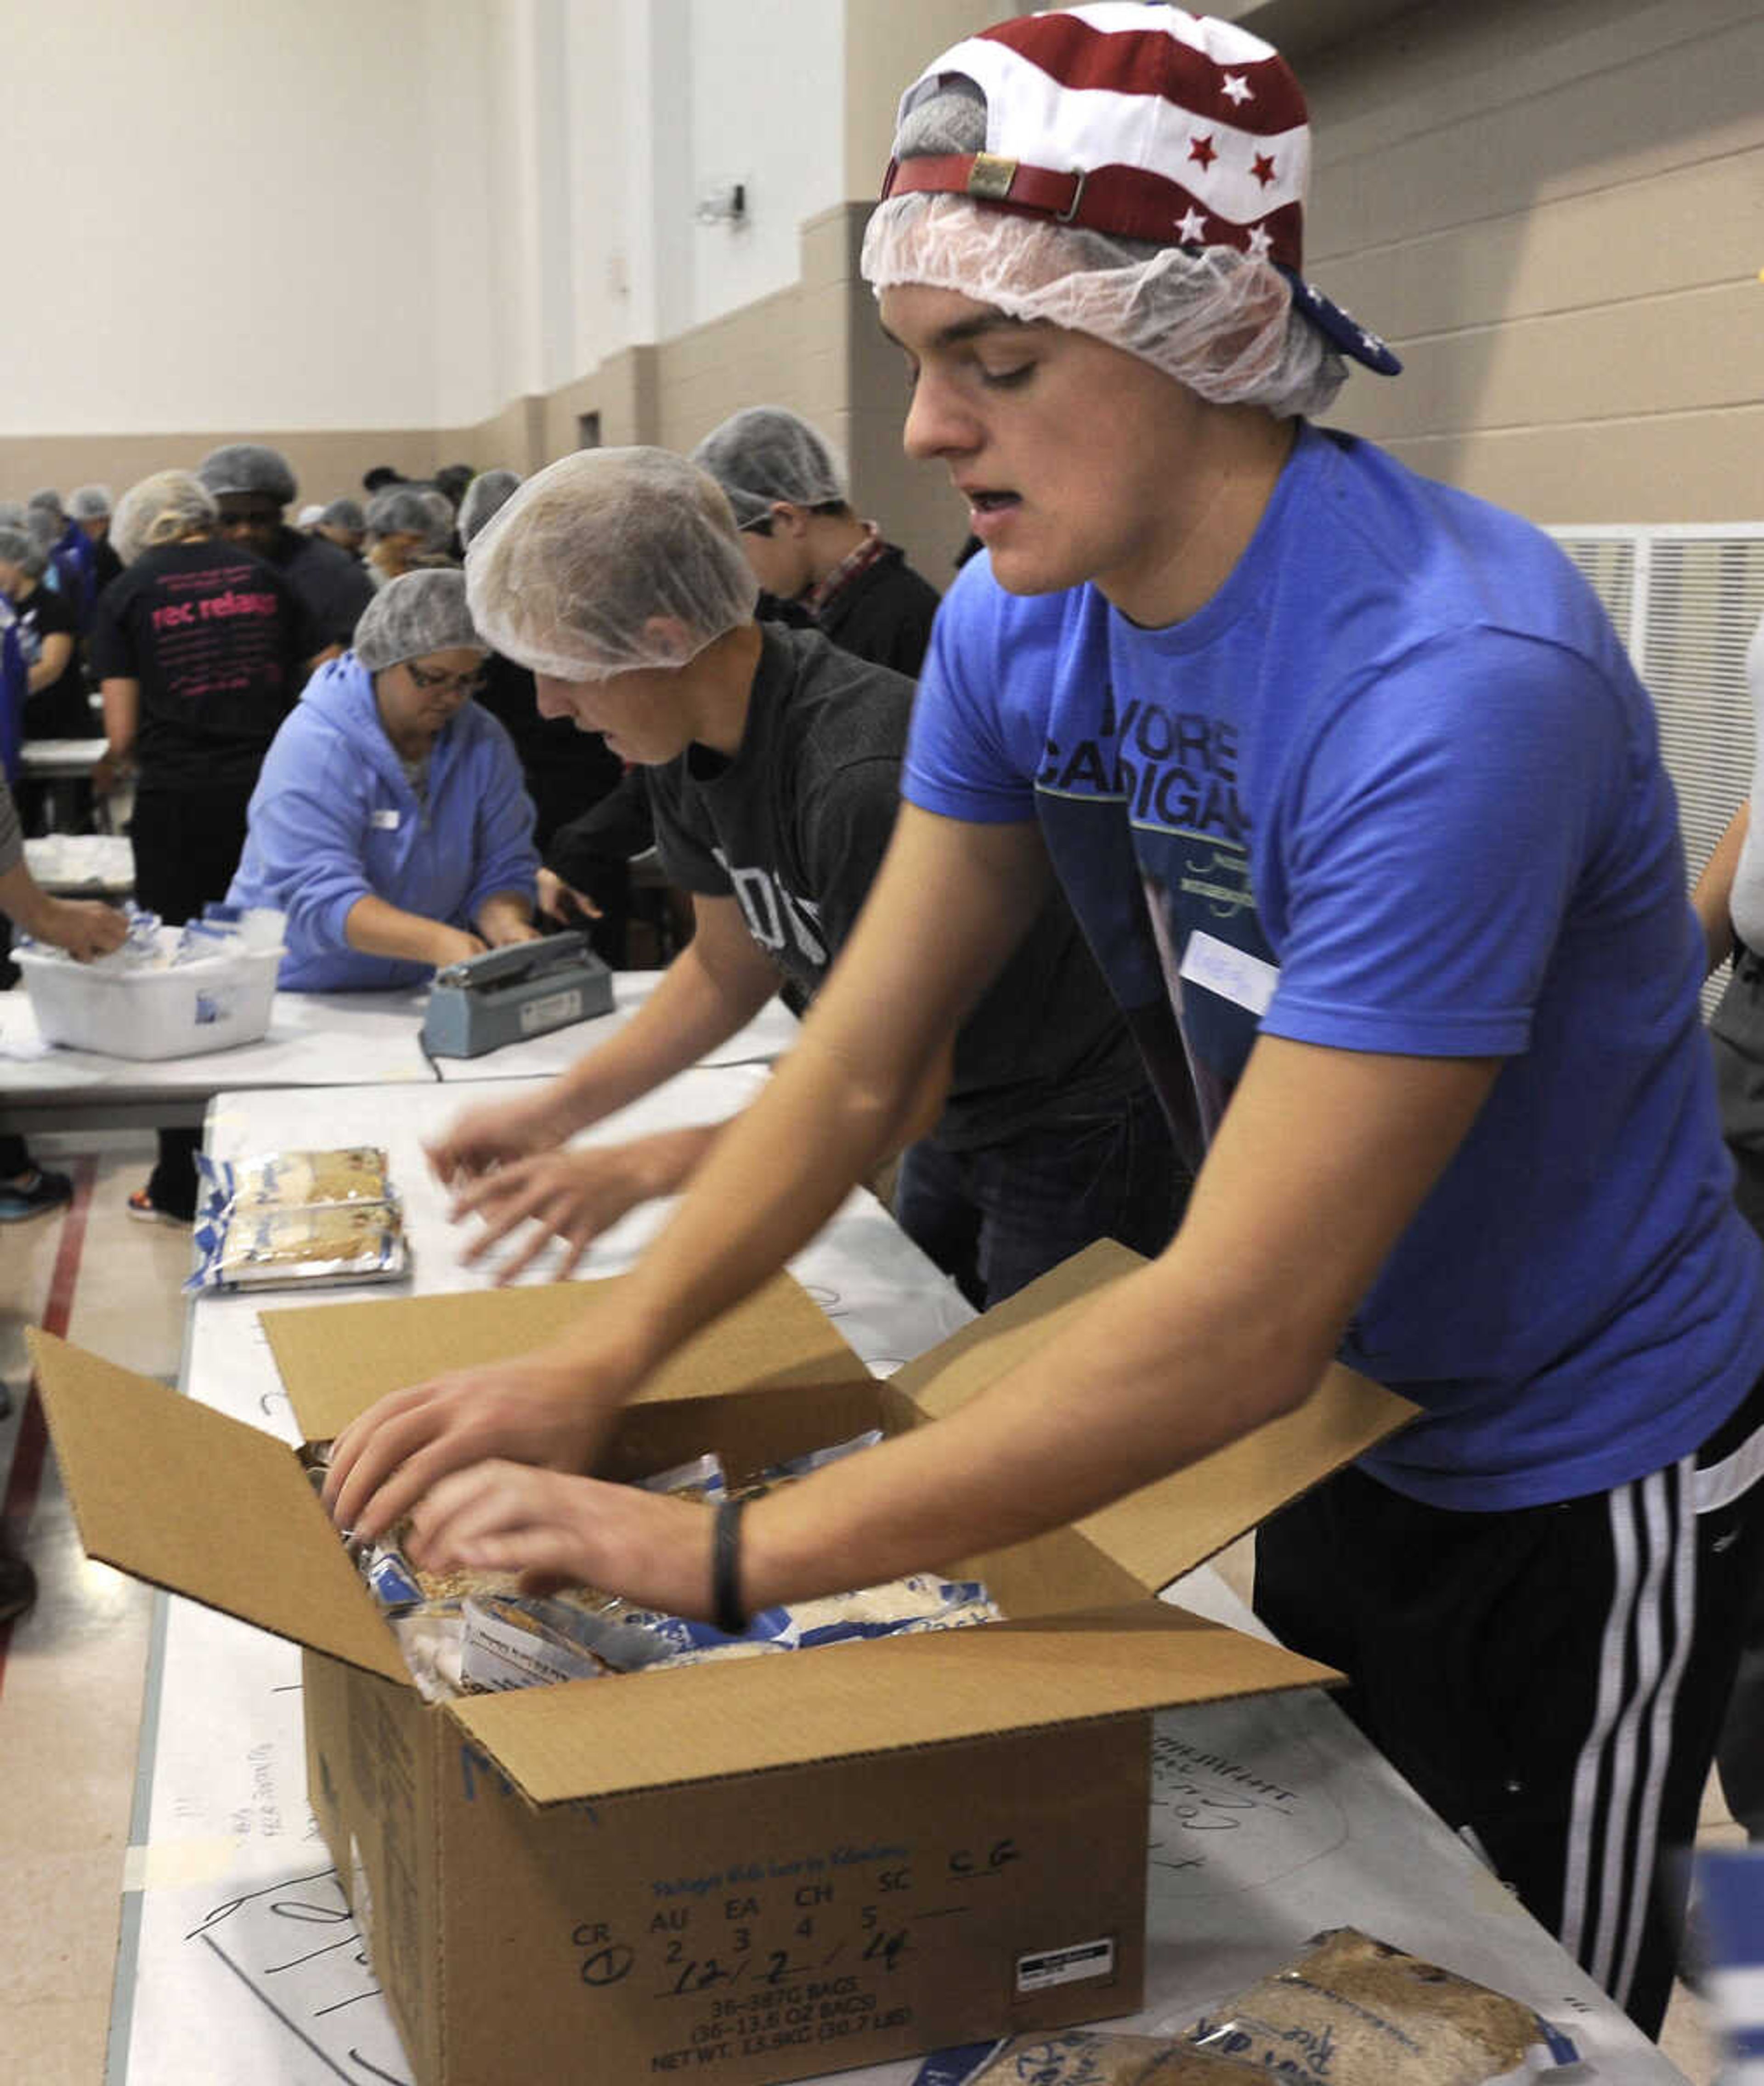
420 931 615 1058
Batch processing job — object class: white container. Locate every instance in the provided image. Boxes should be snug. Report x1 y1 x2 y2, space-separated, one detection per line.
17 930 282 1061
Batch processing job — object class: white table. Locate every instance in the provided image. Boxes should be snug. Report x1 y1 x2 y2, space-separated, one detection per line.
22 832 134 895
0 986 434 1136
96 1075 1684 2085
0 969 797 1136
18 736 106 778
427 967 799 1081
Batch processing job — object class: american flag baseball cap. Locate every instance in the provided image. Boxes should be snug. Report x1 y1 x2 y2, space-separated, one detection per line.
881 3 1401 377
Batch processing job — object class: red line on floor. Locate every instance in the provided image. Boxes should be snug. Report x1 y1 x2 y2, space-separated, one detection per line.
0 1151 98 1697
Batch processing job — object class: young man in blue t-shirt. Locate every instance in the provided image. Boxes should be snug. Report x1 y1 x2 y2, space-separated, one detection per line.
323 8 1764 2029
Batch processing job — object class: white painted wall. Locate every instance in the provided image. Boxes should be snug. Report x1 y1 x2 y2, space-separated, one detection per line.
3 0 850 440
3 0 445 433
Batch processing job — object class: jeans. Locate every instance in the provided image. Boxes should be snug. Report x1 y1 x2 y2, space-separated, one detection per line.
893 1082 1186 1309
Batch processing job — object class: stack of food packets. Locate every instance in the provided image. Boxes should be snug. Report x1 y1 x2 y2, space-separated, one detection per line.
925 1929 1582 2086
311 1432 1000 1704
186 1146 410 1294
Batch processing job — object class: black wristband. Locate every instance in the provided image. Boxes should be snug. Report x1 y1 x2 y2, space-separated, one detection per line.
712 1496 747 1636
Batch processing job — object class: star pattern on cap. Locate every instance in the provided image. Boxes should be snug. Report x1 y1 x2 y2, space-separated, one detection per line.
1250 152 1277 187
1176 207 1208 243
1188 133 1217 171
1220 73 1253 106
1246 223 1273 259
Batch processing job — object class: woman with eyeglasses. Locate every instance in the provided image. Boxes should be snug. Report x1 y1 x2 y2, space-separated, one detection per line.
226 570 541 989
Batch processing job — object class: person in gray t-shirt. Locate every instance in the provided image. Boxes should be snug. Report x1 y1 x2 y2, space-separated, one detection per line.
427 448 1188 1302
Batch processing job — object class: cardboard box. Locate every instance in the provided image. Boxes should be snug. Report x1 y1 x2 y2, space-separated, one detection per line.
32 1244 1415 2086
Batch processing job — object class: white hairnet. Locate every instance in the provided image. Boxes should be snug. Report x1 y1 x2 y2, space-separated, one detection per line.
0 527 49 580
296 504 325 529
68 484 113 521
366 486 452 552
457 470 521 549
0 504 23 530
318 497 366 533
465 447 759 683
353 570 484 673
197 443 298 506
860 83 1345 419
27 488 63 518
113 471 220 566
690 408 847 527
24 507 59 553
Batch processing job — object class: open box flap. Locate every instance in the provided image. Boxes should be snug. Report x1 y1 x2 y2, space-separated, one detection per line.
888 1241 1417 1597
445 1601 1340 1808
263 1270 872 1444
28 1330 408 1686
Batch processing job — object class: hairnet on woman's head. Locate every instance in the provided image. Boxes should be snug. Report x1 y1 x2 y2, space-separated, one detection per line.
0 526 50 581
68 485 113 521
690 408 847 527
197 442 299 507
465 448 759 682
27 488 64 518
354 569 484 673
366 486 452 553
319 497 366 533
23 506 60 552
457 470 522 549
113 471 220 566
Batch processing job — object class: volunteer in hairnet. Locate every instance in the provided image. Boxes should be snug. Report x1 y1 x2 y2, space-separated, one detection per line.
693 406 942 676
67 485 123 595
364 487 457 587
226 570 541 987
196 443 373 655
453 471 625 873
323 5 1764 2034
96 470 312 1220
418 445 1177 1293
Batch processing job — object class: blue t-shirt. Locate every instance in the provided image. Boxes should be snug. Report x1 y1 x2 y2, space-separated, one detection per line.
904 422 1764 1511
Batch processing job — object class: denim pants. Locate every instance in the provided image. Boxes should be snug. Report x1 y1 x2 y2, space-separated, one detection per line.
893 1082 1186 1309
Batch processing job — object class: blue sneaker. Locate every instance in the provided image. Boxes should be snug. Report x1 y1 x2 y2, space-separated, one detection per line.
0 1167 73 1223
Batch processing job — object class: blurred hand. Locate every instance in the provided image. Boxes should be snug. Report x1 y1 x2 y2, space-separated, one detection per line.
36 898 128 962
483 914 545 950
432 926 489 968
91 751 130 797
451 1134 697 1283
322 1351 625 1547
537 867 602 924
425 1090 567 1188
406 1461 715 1610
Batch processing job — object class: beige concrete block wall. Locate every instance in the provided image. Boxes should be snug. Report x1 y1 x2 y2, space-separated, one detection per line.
0 431 447 513
1306 0 1764 522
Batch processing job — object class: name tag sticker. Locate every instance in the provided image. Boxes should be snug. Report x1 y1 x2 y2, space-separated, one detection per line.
370 809 401 830
1180 930 1279 1017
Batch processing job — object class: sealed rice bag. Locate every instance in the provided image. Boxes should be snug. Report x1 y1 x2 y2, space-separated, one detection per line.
459 1595 615 1691
732 1429 884 1500
638 1638 794 1672
1185 1929 1580 2086
639 1451 726 1501
196 1145 393 1219
185 1201 409 1293
786 1575 998 1647
390 1607 466 1703
546 1591 799 1671
952 2029 1262 2083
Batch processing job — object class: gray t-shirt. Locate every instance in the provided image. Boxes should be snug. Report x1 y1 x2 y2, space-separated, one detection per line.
648 624 1148 1150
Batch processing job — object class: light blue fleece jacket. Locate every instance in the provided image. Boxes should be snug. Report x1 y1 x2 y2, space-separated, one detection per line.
227 652 539 990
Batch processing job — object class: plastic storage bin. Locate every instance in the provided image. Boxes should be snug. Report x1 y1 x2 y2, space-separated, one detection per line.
17 930 282 1061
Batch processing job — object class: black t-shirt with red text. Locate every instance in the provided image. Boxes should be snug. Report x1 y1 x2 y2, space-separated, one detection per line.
90 541 307 790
